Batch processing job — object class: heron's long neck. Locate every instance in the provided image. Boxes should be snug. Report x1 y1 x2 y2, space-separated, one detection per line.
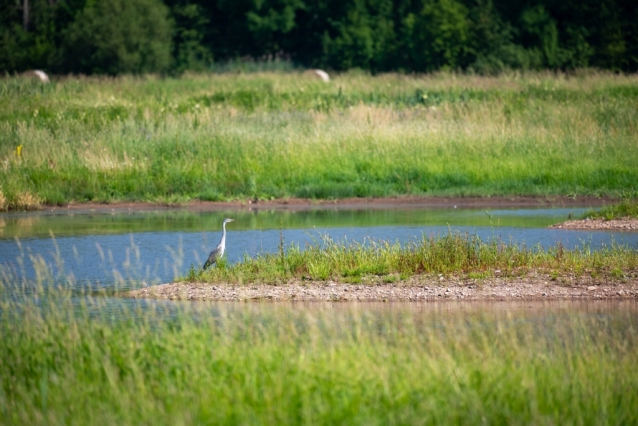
220 222 227 246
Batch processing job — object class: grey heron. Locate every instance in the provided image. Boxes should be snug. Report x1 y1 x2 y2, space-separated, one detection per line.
202 218 235 270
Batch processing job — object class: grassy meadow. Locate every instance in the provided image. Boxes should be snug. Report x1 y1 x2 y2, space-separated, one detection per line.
1 70 638 210
1 275 638 425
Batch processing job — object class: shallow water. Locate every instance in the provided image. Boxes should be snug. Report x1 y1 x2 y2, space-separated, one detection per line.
1 206 637 291
0 206 593 239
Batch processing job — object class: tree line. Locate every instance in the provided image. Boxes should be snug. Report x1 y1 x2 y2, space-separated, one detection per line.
1 0 637 75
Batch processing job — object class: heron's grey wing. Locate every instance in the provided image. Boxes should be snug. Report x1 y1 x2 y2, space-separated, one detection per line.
202 244 223 270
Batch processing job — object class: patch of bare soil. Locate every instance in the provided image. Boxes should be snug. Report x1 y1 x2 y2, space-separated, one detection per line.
47 195 615 214
124 274 638 302
550 218 638 230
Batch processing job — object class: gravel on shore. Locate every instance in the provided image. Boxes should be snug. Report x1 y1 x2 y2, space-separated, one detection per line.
550 218 638 230
124 274 638 302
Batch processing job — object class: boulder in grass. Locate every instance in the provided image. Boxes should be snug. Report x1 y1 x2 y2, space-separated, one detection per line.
19 70 50 83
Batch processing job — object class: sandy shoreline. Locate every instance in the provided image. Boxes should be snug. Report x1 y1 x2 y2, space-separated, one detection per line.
124 274 638 302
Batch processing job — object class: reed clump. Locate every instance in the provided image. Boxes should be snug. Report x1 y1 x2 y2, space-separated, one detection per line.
195 232 638 284
1 71 638 209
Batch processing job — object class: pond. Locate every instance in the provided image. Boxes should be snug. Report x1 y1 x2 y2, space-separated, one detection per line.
1 205 637 292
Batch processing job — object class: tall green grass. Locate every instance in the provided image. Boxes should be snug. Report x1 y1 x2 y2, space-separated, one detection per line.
194 232 638 284
1 278 637 425
1 71 638 210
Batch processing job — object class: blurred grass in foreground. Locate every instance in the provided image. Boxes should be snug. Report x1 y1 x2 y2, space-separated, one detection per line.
1 70 638 210
0 277 637 425
195 231 638 284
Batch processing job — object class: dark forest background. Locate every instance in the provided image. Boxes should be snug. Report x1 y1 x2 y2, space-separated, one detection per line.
2 0 637 75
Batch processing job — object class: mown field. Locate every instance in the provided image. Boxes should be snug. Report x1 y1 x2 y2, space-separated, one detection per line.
1 278 637 425
1 70 638 210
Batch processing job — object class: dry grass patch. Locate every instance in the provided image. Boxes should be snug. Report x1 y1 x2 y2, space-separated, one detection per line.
81 150 139 172
12 190 42 210
0 186 7 211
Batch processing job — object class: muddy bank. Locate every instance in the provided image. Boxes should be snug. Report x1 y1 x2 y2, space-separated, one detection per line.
124 274 638 302
550 218 638 230
47 195 614 214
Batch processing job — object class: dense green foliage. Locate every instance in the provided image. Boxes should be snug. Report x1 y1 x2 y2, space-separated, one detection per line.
61 0 173 75
1 72 637 210
193 231 638 284
2 0 638 74
1 279 638 424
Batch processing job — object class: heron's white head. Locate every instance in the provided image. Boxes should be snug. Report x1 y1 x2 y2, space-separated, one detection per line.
223 218 235 224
